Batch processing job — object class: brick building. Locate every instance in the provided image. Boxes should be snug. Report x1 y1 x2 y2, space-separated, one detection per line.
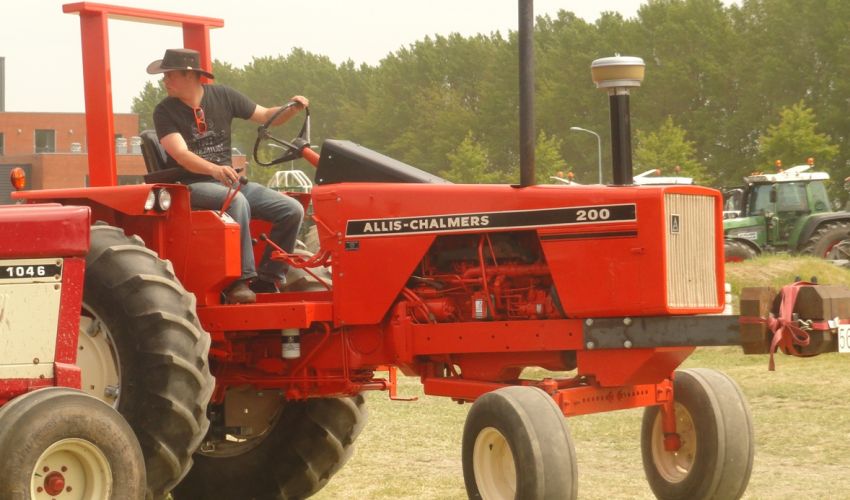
0 111 246 203
0 112 146 203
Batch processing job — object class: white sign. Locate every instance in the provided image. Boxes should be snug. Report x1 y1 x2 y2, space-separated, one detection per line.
838 324 850 354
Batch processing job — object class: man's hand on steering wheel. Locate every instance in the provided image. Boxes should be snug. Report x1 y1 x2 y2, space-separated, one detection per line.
253 98 312 167
290 95 309 109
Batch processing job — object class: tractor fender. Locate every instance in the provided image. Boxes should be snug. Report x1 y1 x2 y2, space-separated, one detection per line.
796 213 850 251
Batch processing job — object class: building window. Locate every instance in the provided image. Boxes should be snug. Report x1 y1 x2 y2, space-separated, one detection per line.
0 133 4 156
35 129 56 153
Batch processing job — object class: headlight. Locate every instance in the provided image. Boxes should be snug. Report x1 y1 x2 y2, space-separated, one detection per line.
144 190 156 211
157 188 172 211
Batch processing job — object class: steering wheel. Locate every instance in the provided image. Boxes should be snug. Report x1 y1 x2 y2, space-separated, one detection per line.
253 101 311 166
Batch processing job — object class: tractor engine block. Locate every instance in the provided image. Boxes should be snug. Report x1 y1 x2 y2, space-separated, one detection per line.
404 232 564 322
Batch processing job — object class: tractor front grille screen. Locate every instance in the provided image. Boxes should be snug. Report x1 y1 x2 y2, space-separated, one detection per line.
664 193 719 308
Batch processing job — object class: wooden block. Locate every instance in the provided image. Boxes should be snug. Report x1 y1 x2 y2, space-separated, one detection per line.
739 287 776 354
794 285 850 321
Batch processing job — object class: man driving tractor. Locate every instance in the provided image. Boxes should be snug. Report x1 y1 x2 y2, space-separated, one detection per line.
147 48 307 304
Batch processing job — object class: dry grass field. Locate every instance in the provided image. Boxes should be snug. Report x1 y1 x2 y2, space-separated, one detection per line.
316 256 850 499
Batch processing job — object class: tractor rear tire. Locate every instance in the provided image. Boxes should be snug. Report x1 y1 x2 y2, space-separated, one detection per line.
0 387 146 500
641 368 753 500
172 395 367 500
723 239 757 262
800 221 850 258
82 224 214 499
462 386 578 500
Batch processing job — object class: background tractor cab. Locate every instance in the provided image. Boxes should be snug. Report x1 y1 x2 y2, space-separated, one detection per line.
549 171 579 185
722 159 850 261
550 168 694 186
632 168 694 186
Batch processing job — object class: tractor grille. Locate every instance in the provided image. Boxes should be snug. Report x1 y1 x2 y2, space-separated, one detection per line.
664 193 719 309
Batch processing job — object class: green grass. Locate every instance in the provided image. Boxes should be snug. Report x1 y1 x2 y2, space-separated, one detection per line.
726 254 850 313
314 257 850 499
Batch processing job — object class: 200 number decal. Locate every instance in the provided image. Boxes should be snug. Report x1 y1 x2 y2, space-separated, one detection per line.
576 208 611 221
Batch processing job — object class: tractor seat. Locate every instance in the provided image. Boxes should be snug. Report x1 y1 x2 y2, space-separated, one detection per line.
140 130 184 184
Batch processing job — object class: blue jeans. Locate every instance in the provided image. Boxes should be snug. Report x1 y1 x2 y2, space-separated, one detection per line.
187 180 304 281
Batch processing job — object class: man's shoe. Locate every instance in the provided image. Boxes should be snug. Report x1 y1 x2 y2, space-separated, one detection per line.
225 280 256 304
250 278 280 294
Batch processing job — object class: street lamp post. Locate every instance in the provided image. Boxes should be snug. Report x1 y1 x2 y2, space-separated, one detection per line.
569 126 603 184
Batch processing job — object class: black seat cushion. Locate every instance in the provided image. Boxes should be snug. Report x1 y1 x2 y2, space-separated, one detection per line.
140 130 184 184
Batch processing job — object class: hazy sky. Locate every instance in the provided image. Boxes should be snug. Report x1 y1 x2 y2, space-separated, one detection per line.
0 1 728 113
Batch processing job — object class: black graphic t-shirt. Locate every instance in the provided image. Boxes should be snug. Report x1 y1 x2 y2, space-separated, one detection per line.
153 84 256 182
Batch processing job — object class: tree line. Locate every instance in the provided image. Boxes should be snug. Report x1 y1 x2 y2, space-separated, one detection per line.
133 0 850 194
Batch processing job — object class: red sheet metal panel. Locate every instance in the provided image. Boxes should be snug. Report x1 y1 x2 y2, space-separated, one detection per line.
312 182 724 326
0 205 90 257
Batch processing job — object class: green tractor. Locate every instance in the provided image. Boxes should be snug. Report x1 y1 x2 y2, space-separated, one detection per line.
723 162 850 261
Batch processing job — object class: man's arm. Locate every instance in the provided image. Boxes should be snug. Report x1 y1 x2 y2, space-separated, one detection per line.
249 95 309 126
159 132 240 184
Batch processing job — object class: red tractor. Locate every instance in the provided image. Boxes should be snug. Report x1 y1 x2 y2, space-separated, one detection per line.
0 199 146 498
11 3 846 499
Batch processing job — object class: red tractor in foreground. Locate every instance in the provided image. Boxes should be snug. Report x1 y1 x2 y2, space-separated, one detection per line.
0 201 146 498
10 3 847 499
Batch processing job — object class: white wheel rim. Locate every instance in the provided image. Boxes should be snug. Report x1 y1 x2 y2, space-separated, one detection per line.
77 315 121 405
651 402 697 483
31 438 112 499
472 427 516 499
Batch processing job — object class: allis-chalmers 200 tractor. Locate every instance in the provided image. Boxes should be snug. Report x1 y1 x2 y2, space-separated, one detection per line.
10 3 848 500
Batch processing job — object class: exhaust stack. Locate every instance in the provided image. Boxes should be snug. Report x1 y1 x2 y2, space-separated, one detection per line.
591 56 645 185
518 0 535 187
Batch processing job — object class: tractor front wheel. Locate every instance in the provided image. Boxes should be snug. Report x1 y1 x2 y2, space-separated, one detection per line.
82 224 214 498
0 387 146 499
641 368 753 500
800 221 850 258
173 395 367 499
462 386 578 500
723 239 757 262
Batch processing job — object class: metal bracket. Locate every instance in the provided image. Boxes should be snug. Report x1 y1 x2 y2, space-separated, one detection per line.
583 315 741 350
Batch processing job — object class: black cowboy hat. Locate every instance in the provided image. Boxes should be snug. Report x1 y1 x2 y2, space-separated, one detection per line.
146 48 215 79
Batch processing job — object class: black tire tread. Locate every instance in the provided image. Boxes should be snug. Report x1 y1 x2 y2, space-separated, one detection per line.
173 395 367 500
800 221 850 257
85 225 214 499
724 239 757 261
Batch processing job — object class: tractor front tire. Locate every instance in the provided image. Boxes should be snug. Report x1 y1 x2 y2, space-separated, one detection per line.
82 224 214 499
462 386 578 500
800 221 850 258
173 395 367 500
0 387 146 500
723 239 757 262
641 368 753 500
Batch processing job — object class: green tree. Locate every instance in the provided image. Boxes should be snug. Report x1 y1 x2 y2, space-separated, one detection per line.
534 131 565 182
440 132 507 183
758 101 839 171
130 1 850 191
131 81 166 131
634 116 709 184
